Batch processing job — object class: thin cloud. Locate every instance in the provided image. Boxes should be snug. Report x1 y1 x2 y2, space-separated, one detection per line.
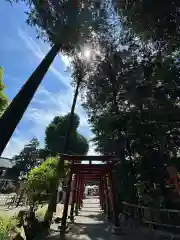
49 65 71 88
18 28 71 88
2 133 31 158
28 85 89 129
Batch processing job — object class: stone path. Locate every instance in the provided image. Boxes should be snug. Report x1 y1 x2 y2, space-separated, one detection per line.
48 197 178 240
65 197 120 240
48 197 150 240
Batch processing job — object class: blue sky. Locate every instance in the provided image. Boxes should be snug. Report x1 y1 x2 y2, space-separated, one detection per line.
0 1 95 157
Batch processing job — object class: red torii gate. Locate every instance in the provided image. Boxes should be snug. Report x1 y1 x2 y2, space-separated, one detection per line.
59 154 120 235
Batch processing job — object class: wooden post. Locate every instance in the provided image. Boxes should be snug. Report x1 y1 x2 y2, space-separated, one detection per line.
75 176 80 215
60 169 73 234
102 176 107 213
104 174 111 220
70 174 77 222
99 181 102 207
108 170 119 228
82 179 84 206
100 176 105 211
80 178 84 208
78 178 81 210
100 176 103 210
78 177 82 210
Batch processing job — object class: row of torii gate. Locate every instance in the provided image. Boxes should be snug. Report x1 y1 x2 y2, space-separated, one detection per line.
60 154 120 234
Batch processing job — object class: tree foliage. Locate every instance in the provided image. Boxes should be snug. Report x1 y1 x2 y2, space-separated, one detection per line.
7 137 44 181
73 27 180 204
7 0 106 54
0 67 9 116
25 156 67 204
45 113 89 155
82 31 180 164
113 0 180 52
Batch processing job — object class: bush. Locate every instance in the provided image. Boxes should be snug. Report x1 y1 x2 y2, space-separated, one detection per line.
25 156 67 207
36 205 48 219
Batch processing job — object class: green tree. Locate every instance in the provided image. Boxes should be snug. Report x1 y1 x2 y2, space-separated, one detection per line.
45 113 89 155
0 67 9 116
7 137 44 181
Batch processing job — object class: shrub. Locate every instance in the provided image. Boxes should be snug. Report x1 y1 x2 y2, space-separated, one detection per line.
25 156 67 208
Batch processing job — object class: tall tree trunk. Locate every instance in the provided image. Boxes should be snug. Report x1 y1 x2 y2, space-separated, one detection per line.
44 75 82 225
0 45 60 156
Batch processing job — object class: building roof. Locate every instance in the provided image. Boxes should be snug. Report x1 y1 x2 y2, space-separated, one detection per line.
0 157 13 168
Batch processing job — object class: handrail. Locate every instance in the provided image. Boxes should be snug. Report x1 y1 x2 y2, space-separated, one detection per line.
122 201 180 213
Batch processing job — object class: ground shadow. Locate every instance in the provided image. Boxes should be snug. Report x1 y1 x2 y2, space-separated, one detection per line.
80 209 102 213
47 221 113 240
67 222 112 240
82 206 100 209
82 202 99 205
78 213 105 222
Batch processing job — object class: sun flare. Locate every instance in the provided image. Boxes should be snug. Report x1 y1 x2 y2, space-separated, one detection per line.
83 48 91 60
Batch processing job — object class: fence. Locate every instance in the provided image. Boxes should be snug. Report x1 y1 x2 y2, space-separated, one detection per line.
122 201 180 232
0 194 28 207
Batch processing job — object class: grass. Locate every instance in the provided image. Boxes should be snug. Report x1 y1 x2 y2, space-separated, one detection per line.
0 204 48 239
0 214 17 240
0 203 48 239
